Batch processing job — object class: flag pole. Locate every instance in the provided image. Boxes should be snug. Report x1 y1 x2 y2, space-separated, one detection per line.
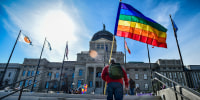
146 44 155 94
0 30 21 87
146 44 152 77
58 41 68 92
31 37 46 92
169 15 185 70
169 15 191 87
104 35 115 95
124 37 126 68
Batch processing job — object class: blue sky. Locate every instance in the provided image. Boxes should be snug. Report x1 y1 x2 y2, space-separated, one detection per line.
0 0 200 65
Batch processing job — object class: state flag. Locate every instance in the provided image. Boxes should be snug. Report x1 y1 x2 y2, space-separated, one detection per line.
19 33 32 45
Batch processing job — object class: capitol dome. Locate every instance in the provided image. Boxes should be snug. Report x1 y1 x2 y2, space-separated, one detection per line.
91 24 116 41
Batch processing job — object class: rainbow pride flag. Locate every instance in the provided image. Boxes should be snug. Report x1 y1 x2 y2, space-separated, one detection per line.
114 2 167 48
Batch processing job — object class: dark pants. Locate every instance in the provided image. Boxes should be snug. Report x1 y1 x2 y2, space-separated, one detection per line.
107 82 123 100
130 88 134 95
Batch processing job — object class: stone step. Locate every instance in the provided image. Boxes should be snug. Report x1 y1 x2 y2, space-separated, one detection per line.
1 92 161 100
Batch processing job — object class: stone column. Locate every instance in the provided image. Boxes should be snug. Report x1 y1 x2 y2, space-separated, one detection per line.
93 67 96 87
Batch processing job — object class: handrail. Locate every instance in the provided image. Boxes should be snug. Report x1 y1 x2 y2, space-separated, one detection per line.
0 71 48 100
153 77 190 100
154 71 200 96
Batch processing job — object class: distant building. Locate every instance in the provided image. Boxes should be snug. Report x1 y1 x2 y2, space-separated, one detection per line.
186 65 200 89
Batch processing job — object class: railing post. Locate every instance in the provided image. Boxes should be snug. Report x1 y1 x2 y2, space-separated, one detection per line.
179 86 183 100
18 79 26 100
173 83 178 100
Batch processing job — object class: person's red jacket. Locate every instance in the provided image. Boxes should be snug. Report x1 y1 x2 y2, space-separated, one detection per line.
101 65 129 88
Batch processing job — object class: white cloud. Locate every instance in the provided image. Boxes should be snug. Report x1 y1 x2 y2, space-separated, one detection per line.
3 0 90 62
151 2 179 27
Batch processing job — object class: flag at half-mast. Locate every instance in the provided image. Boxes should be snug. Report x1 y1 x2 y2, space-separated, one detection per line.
125 40 131 54
20 33 32 45
114 2 167 48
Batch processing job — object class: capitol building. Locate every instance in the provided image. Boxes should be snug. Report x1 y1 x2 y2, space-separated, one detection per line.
0 25 190 94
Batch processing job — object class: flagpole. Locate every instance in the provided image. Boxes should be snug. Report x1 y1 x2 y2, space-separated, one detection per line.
104 35 115 95
169 15 191 87
146 44 155 94
104 41 106 66
169 15 185 70
58 41 68 92
31 37 46 92
124 37 126 68
0 30 21 87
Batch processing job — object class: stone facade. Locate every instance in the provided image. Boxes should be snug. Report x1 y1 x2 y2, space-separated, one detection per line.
0 63 20 87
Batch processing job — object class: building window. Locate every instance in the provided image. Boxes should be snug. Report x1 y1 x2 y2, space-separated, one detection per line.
135 69 138 71
29 80 32 85
135 74 138 79
31 71 34 76
49 68 52 70
65 68 68 70
72 73 74 79
22 70 26 76
105 45 108 51
48 72 52 77
96 43 104 49
71 82 73 88
25 80 28 87
96 72 101 77
19 81 23 87
55 73 59 78
163 67 166 70
89 81 93 87
45 82 49 89
100 44 104 49
143 69 147 71
64 73 67 78
8 72 11 77
54 82 57 88
27 71 31 77
145 83 148 89
78 80 82 88
36 71 39 75
34 80 37 87
136 84 139 88
79 69 83 76
57 68 60 70
144 74 147 79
